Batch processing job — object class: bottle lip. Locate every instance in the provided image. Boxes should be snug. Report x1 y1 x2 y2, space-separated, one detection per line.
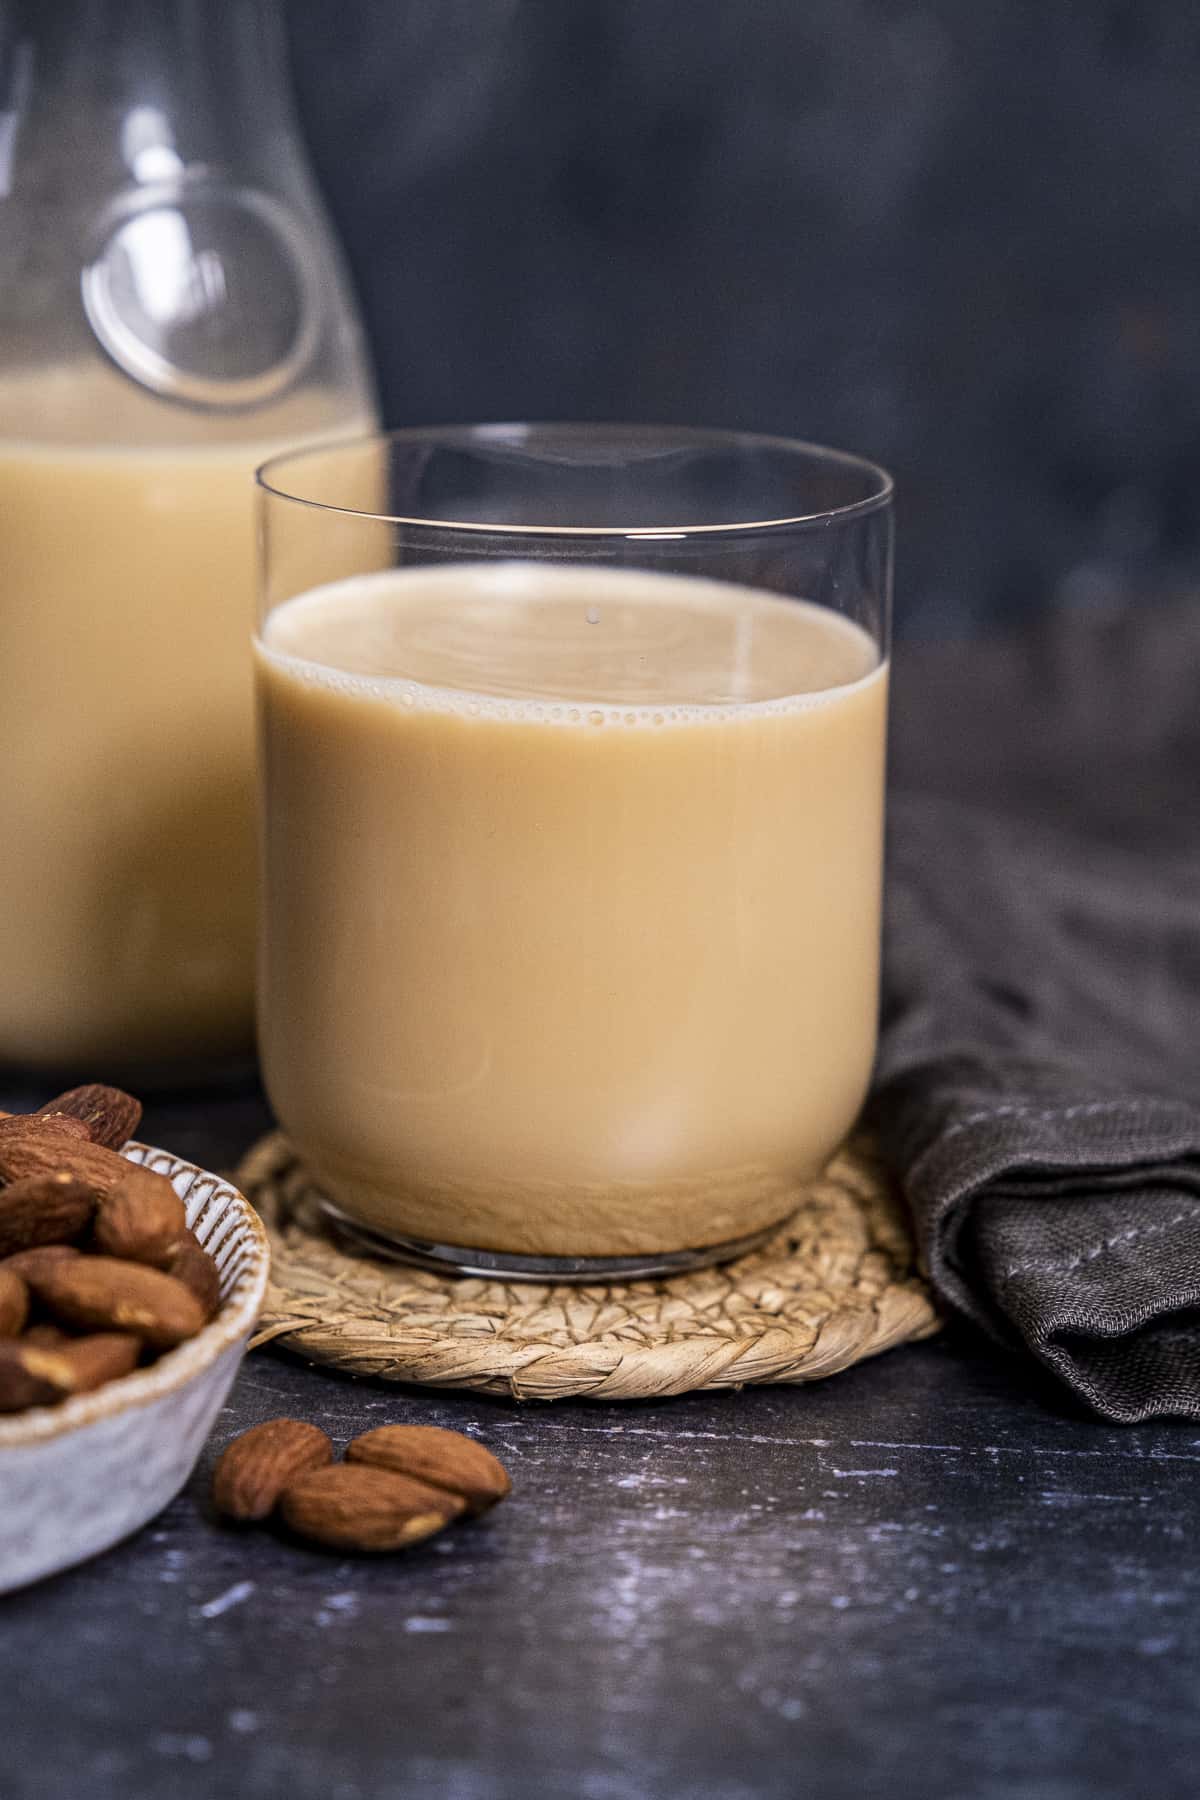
255 422 894 538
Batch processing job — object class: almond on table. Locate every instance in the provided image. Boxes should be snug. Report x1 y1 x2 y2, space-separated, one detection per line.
346 1424 512 1514
212 1417 513 1555
279 1464 463 1553
212 1419 335 1522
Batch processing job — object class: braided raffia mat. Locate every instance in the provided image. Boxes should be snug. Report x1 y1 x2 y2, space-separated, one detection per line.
238 1134 940 1402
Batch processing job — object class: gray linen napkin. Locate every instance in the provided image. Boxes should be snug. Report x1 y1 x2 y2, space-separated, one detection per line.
876 593 1200 1421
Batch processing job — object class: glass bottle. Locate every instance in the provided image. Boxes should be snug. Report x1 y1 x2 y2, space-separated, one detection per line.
0 0 377 1073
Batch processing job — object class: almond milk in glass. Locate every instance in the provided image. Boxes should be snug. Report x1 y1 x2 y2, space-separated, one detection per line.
256 427 892 1281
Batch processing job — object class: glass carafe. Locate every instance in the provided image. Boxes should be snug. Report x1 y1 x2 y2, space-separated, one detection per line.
0 0 376 1073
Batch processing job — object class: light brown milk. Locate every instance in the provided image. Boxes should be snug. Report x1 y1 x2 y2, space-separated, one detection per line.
257 561 888 1256
0 373 372 1066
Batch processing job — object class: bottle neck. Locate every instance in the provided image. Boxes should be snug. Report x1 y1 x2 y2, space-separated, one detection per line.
6 0 298 189
0 0 375 435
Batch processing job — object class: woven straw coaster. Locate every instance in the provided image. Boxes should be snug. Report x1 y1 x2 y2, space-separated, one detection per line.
238 1134 940 1402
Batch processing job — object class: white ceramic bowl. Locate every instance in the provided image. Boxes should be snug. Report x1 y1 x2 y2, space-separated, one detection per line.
0 1143 270 1594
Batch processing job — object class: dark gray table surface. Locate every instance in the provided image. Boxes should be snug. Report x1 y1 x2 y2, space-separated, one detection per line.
2 1078 1196 1800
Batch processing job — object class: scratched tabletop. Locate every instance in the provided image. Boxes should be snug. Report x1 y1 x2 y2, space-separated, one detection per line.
1 1078 1196 1800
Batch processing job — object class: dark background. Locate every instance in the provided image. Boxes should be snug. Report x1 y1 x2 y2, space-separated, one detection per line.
286 0 1200 639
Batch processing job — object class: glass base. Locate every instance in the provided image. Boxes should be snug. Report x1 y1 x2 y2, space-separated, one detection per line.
316 1197 779 1285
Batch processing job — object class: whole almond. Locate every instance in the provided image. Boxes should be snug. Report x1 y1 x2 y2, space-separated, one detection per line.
31 1256 205 1349
0 1267 29 1338
2 1243 81 1280
36 1084 143 1151
346 1425 512 1515
0 1114 90 1144
0 1173 96 1256
0 1340 73 1411
50 1332 142 1395
0 1130 132 1197
21 1321 72 1349
279 1463 464 1552
164 1236 221 1320
212 1419 335 1521
94 1165 187 1266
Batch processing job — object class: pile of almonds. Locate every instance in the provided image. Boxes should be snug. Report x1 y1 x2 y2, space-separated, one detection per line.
0 1085 221 1412
213 1418 512 1552
1 1083 513 1557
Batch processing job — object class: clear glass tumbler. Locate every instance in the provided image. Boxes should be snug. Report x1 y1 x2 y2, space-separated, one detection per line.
256 425 892 1281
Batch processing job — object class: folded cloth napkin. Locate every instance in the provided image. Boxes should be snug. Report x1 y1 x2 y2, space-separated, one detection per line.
876 594 1200 1421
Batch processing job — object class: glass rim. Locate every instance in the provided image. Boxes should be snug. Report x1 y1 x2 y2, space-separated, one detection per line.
255 421 893 538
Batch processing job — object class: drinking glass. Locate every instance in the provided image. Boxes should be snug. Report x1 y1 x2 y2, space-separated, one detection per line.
256 425 892 1280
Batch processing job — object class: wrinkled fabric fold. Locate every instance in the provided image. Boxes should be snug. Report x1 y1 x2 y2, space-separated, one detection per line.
875 599 1200 1420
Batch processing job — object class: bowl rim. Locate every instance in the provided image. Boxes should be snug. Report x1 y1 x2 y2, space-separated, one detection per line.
0 1143 270 1449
